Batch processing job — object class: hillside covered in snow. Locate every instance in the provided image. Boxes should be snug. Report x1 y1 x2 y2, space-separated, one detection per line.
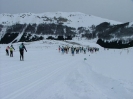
0 12 121 27
0 12 133 48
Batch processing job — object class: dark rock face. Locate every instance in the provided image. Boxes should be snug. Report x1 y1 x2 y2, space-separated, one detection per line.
0 32 19 44
95 22 133 49
0 23 75 43
97 39 133 49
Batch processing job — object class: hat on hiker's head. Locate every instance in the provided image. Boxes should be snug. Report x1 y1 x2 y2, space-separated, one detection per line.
22 43 24 45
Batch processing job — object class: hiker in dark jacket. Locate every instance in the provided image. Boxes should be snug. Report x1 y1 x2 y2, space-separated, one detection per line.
19 43 27 61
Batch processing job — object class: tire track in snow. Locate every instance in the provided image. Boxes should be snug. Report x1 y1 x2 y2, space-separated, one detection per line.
2 58 80 99
0 56 71 88
21 58 81 99
0 56 67 77
39 59 81 99
0 51 52 74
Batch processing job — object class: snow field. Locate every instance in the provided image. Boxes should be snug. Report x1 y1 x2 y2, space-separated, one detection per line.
0 40 133 99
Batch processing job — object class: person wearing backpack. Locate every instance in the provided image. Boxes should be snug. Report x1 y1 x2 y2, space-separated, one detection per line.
19 43 27 61
10 45 15 57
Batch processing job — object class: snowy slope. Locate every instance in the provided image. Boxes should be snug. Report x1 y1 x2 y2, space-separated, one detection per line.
0 12 121 28
129 22 133 27
0 26 7 40
0 40 133 99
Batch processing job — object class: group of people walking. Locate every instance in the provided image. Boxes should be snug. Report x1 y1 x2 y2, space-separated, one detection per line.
6 43 27 61
6 45 15 57
58 46 99 56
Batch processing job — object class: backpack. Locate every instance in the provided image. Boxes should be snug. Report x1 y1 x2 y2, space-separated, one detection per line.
19 45 23 49
10 47 13 51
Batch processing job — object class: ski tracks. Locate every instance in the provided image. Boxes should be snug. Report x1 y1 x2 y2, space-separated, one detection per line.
0 52 81 99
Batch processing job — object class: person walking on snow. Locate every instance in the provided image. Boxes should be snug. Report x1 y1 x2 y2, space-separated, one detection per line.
19 43 27 61
6 46 10 56
58 46 61 52
83 47 86 54
10 45 15 57
71 46 75 56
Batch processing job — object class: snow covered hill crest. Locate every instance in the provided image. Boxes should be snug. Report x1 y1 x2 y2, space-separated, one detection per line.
0 12 121 28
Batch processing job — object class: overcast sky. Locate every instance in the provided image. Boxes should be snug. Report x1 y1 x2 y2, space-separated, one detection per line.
0 0 133 22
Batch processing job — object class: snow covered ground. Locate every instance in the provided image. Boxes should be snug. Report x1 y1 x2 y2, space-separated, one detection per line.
0 39 133 99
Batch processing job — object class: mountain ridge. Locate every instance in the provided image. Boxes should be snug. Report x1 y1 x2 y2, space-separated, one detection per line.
0 12 121 28
0 12 133 48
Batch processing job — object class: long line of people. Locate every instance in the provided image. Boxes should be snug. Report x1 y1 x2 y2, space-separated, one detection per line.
58 46 99 56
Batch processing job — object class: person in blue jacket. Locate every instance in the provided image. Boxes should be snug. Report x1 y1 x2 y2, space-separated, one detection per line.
19 43 27 61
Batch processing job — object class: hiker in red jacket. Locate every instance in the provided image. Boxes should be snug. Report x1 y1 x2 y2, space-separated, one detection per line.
6 46 10 56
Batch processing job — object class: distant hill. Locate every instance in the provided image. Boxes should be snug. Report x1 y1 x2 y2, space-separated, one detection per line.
0 12 133 48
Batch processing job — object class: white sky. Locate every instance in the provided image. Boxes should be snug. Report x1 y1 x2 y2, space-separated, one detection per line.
0 0 133 22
